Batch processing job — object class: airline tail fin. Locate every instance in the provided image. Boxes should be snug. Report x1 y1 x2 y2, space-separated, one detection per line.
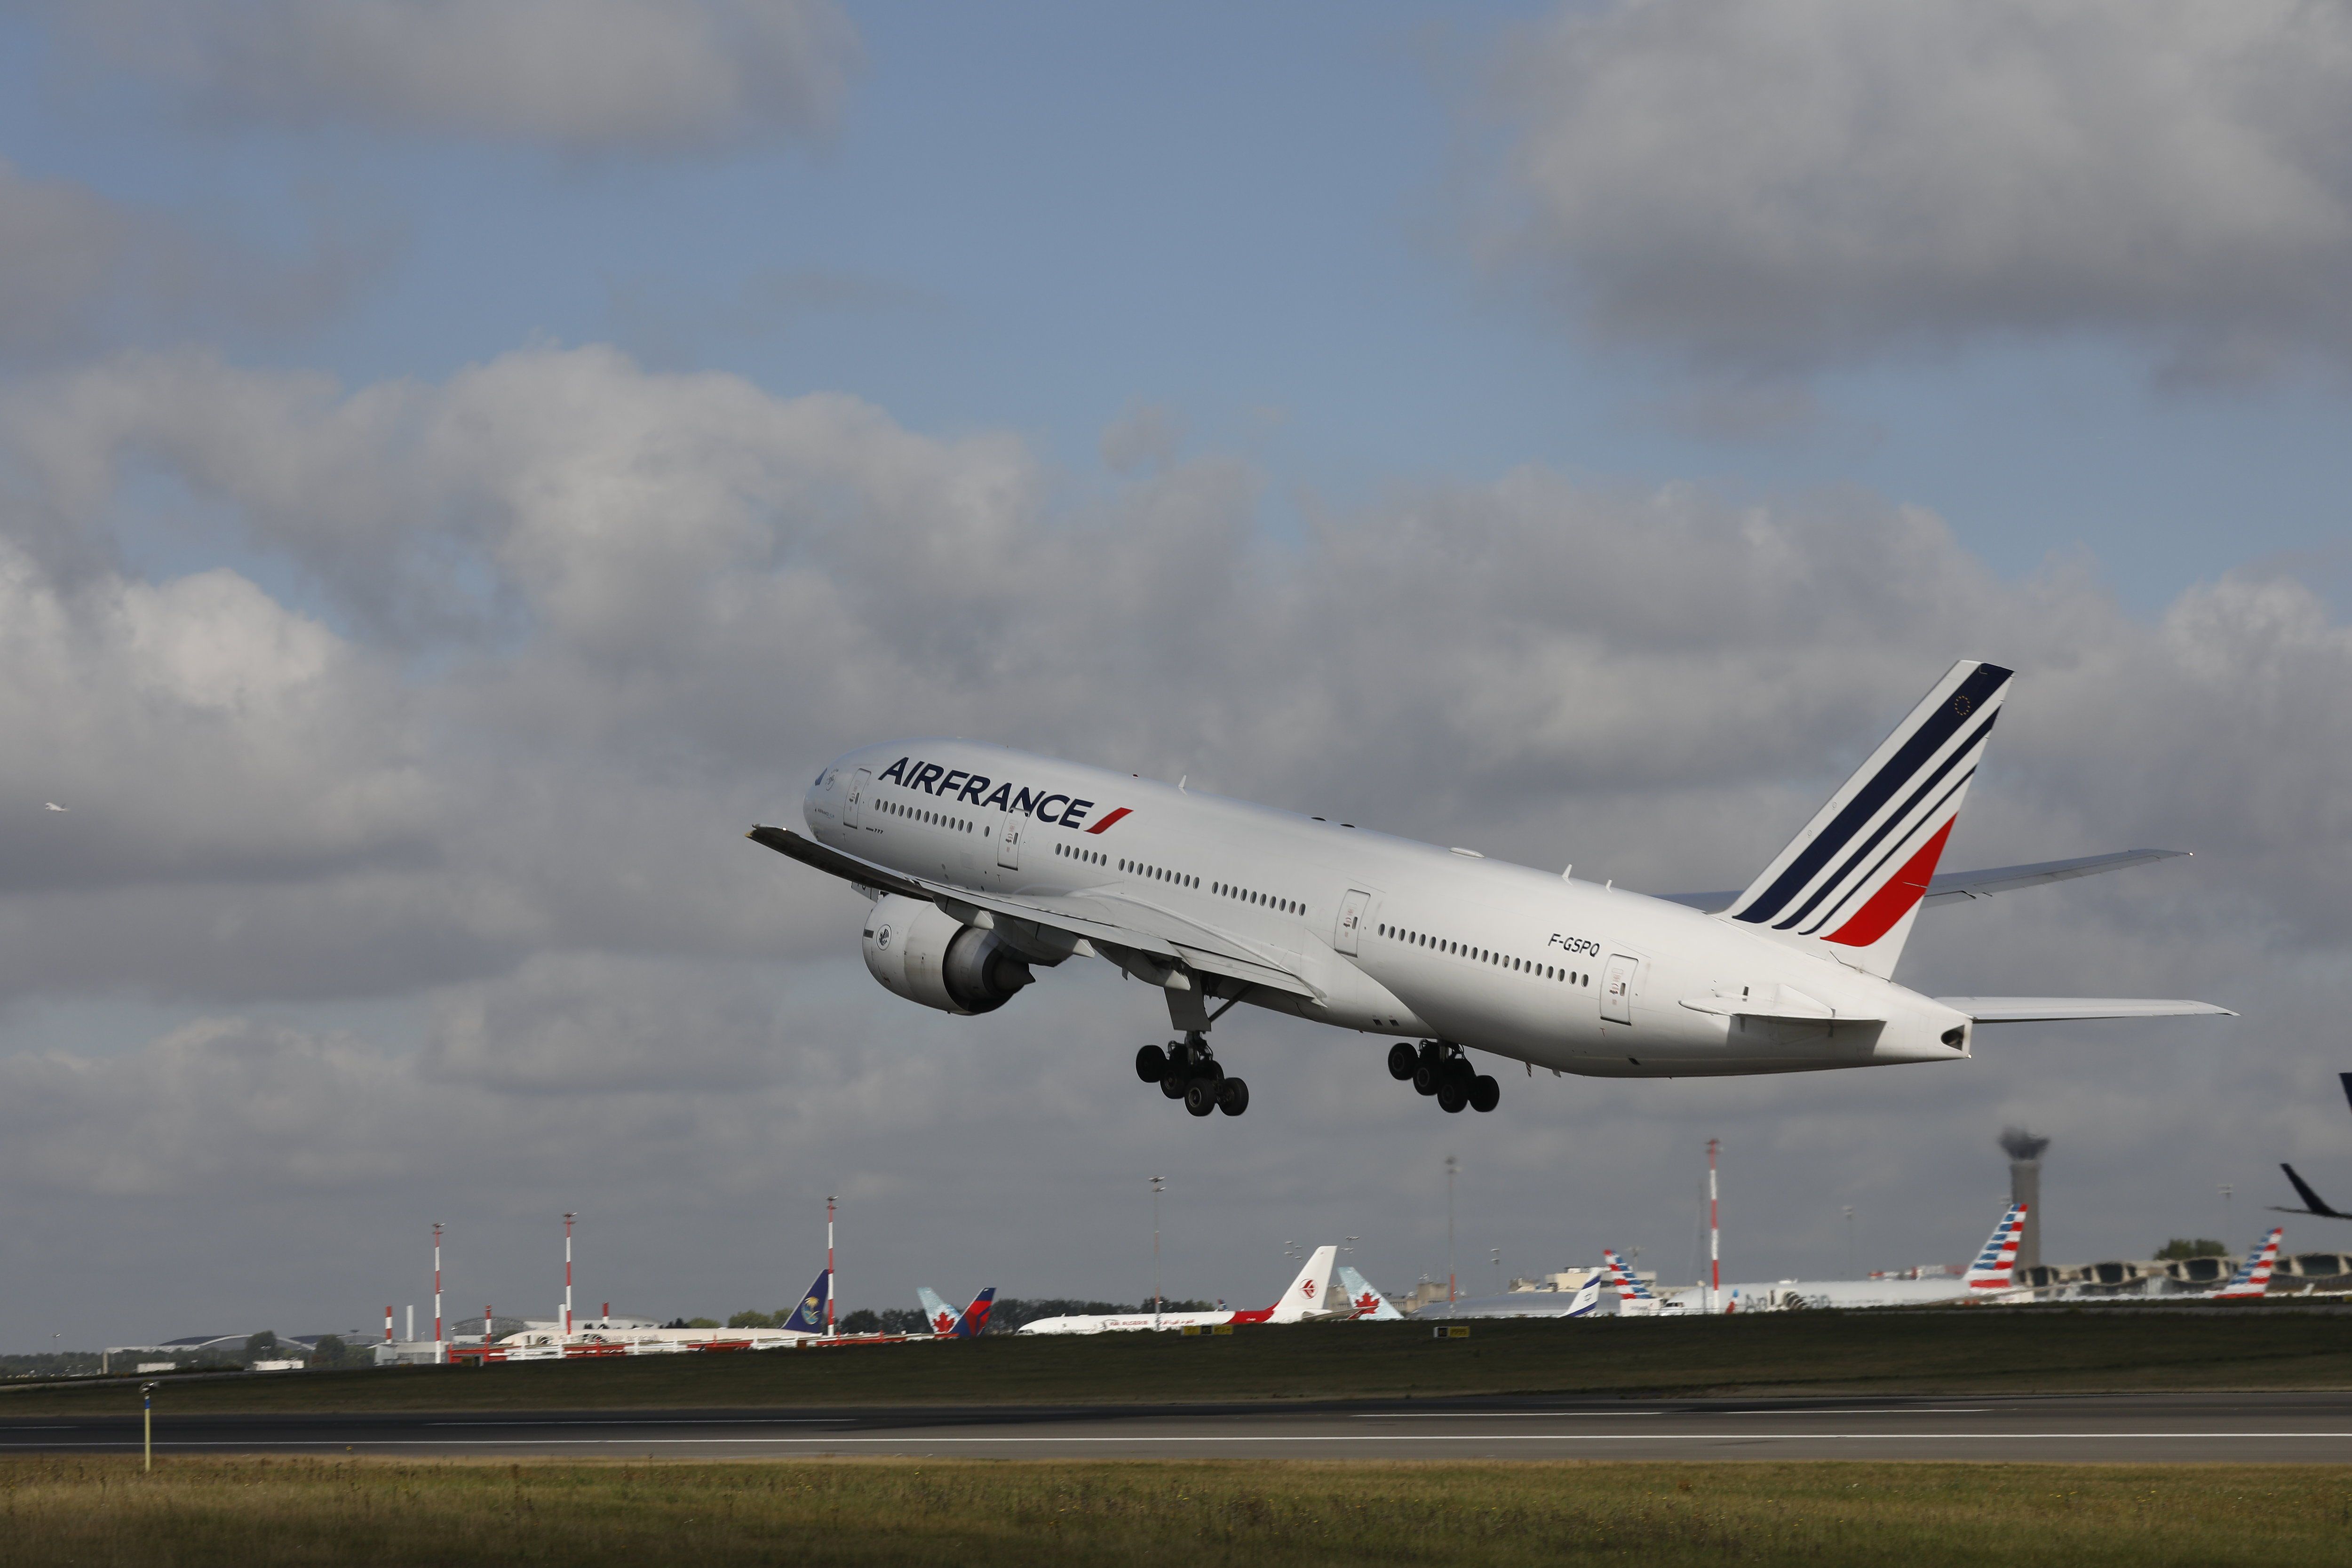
1723 660 2013 978
781 1269 831 1334
916 1287 957 1335
2211 1228 2282 1299
1601 1249 1654 1301
2274 1163 2348 1220
1963 1202 2027 1289
949 1287 996 1337
1336 1265 1402 1321
1565 1271 1605 1316
1268 1245 1340 1323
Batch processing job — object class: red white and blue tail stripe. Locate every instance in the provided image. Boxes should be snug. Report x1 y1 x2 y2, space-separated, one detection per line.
2211 1228 2282 1300
949 1287 996 1337
1602 1248 1654 1301
1724 660 2013 977
1963 1202 2027 1289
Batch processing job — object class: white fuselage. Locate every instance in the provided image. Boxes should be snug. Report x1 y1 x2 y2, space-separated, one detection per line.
802 740 1973 1078
1017 1310 1232 1336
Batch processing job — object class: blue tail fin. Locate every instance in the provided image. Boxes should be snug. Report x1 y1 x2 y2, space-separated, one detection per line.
949 1287 996 1337
781 1269 831 1334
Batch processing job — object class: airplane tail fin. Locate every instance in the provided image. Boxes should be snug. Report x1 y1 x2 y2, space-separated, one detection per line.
917 1287 957 1335
1722 660 2013 978
1601 1249 1655 1301
2212 1228 2283 1299
949 1287 996 1337
781 1269 831 1334
1268 1245 1340 1322
2278 1163 2346 1219
1963 1202 2027 1289
1565 1271 1605 1316
1336 1265 1402 1321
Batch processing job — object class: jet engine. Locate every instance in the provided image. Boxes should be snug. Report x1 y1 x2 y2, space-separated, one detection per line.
862 893 1034 1015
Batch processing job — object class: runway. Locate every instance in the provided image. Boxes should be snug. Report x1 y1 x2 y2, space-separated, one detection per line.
8 1391 2352 1462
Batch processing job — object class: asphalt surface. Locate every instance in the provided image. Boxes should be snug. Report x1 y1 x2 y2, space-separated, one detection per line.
8 1392 2352 1462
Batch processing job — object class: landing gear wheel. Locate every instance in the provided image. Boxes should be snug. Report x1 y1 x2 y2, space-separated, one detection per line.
1412 1062 1443 1097
1216 1077 1249 1116
1387 1042 1417 1081
1184 1080 1219 1117
1469 1074 1500 1114
1161 1070 1188 1099
1193 1058 1224 1084
1136 1043 1169 1083
1437 1078 1470 1114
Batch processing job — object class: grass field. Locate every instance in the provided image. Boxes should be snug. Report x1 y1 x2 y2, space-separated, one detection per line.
8 1309 2352 1417
0 1457 2344 1567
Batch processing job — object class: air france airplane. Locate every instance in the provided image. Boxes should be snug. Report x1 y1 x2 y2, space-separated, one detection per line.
756 661 2230 1117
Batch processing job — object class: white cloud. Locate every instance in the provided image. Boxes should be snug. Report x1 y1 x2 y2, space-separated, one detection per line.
1486 0 2352 377
0 159 379 363
65 0 861 155
1 344 2346 1345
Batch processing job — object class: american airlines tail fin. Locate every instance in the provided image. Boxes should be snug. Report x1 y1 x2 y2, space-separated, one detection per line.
781 1269 831 1334
917 1287 958 1335
949 1287 996 1337
1723 661 2013 978
1336 1265 1402 1320
1602 1249 1654 1301
1267 1245 1340 1323
2211 1229 2282 1299
1963 1202 2027 1290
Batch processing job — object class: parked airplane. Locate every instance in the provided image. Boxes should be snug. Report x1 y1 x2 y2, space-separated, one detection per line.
1417 1271 1609 1320
1337 1265 1403 1321
759 661 2229 1115
1716 1202 2029 1311
916 1286 996 1336
2209 1229 2283 1300
1016 1246 1339 1334
2272 1074 2352 1223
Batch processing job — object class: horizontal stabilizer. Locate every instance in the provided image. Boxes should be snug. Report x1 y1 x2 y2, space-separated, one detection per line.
1938 997 2236 1022
1658 848 2190 915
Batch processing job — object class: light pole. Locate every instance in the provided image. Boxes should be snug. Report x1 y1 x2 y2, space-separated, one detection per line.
1490 1248 1502 1294
1151 1176 1165 1329
141 1382 156 1472
2221 1183 2233 1239
1445 1154 1460 1303
1843 1206 1856 1277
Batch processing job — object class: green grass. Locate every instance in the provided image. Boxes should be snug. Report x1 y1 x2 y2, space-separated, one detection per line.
0 1457 2344 1567
9 1308 2352 1417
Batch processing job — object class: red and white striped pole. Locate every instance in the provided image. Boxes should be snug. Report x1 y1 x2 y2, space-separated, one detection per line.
384 1306 392 1345
484 1304 493 1342
564 1213 575 1337
432 1222 444 1364
826 1194 837 1338
1707 1139 1721 1314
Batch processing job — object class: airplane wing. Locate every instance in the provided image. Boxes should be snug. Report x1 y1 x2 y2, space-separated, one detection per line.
747 826 1320 1003
2273 1163 2351 1221
1936 997 2236 1021
1655 849 2190 914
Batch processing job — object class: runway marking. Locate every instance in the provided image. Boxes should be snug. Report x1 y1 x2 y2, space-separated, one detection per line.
13 1431 2352 1451
422 1418 852 1427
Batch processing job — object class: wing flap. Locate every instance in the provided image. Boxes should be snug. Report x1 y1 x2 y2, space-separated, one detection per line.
1939 996 2236 1021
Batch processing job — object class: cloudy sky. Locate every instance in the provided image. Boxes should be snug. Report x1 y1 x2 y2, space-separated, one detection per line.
4 0 2351 1349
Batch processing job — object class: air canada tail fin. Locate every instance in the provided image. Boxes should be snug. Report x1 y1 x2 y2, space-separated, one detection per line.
917 1287 957 1335
1723 660 2013 978
1963 1202 2027 1289
781 1269 831 1335
1336 1265 1402 1320
2211 1228 2282 1299
949 1288 996 1337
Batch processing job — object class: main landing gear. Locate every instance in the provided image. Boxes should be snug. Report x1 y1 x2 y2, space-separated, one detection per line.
1137 1033 1248 1117
1387 1040 1498 1114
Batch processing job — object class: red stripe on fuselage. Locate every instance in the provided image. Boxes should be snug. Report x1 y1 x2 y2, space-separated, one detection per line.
1085 807 1132 834
1824 818 1955 948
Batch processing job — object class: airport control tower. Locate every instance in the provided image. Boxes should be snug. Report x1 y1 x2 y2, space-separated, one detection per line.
2001 1128 2050 1271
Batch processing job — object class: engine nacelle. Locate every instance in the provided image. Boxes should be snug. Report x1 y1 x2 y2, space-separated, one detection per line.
862 893 1034 1016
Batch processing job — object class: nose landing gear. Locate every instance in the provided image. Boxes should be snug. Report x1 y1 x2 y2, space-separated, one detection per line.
1139 1033 1248 1116
1390 1040 1498 1114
